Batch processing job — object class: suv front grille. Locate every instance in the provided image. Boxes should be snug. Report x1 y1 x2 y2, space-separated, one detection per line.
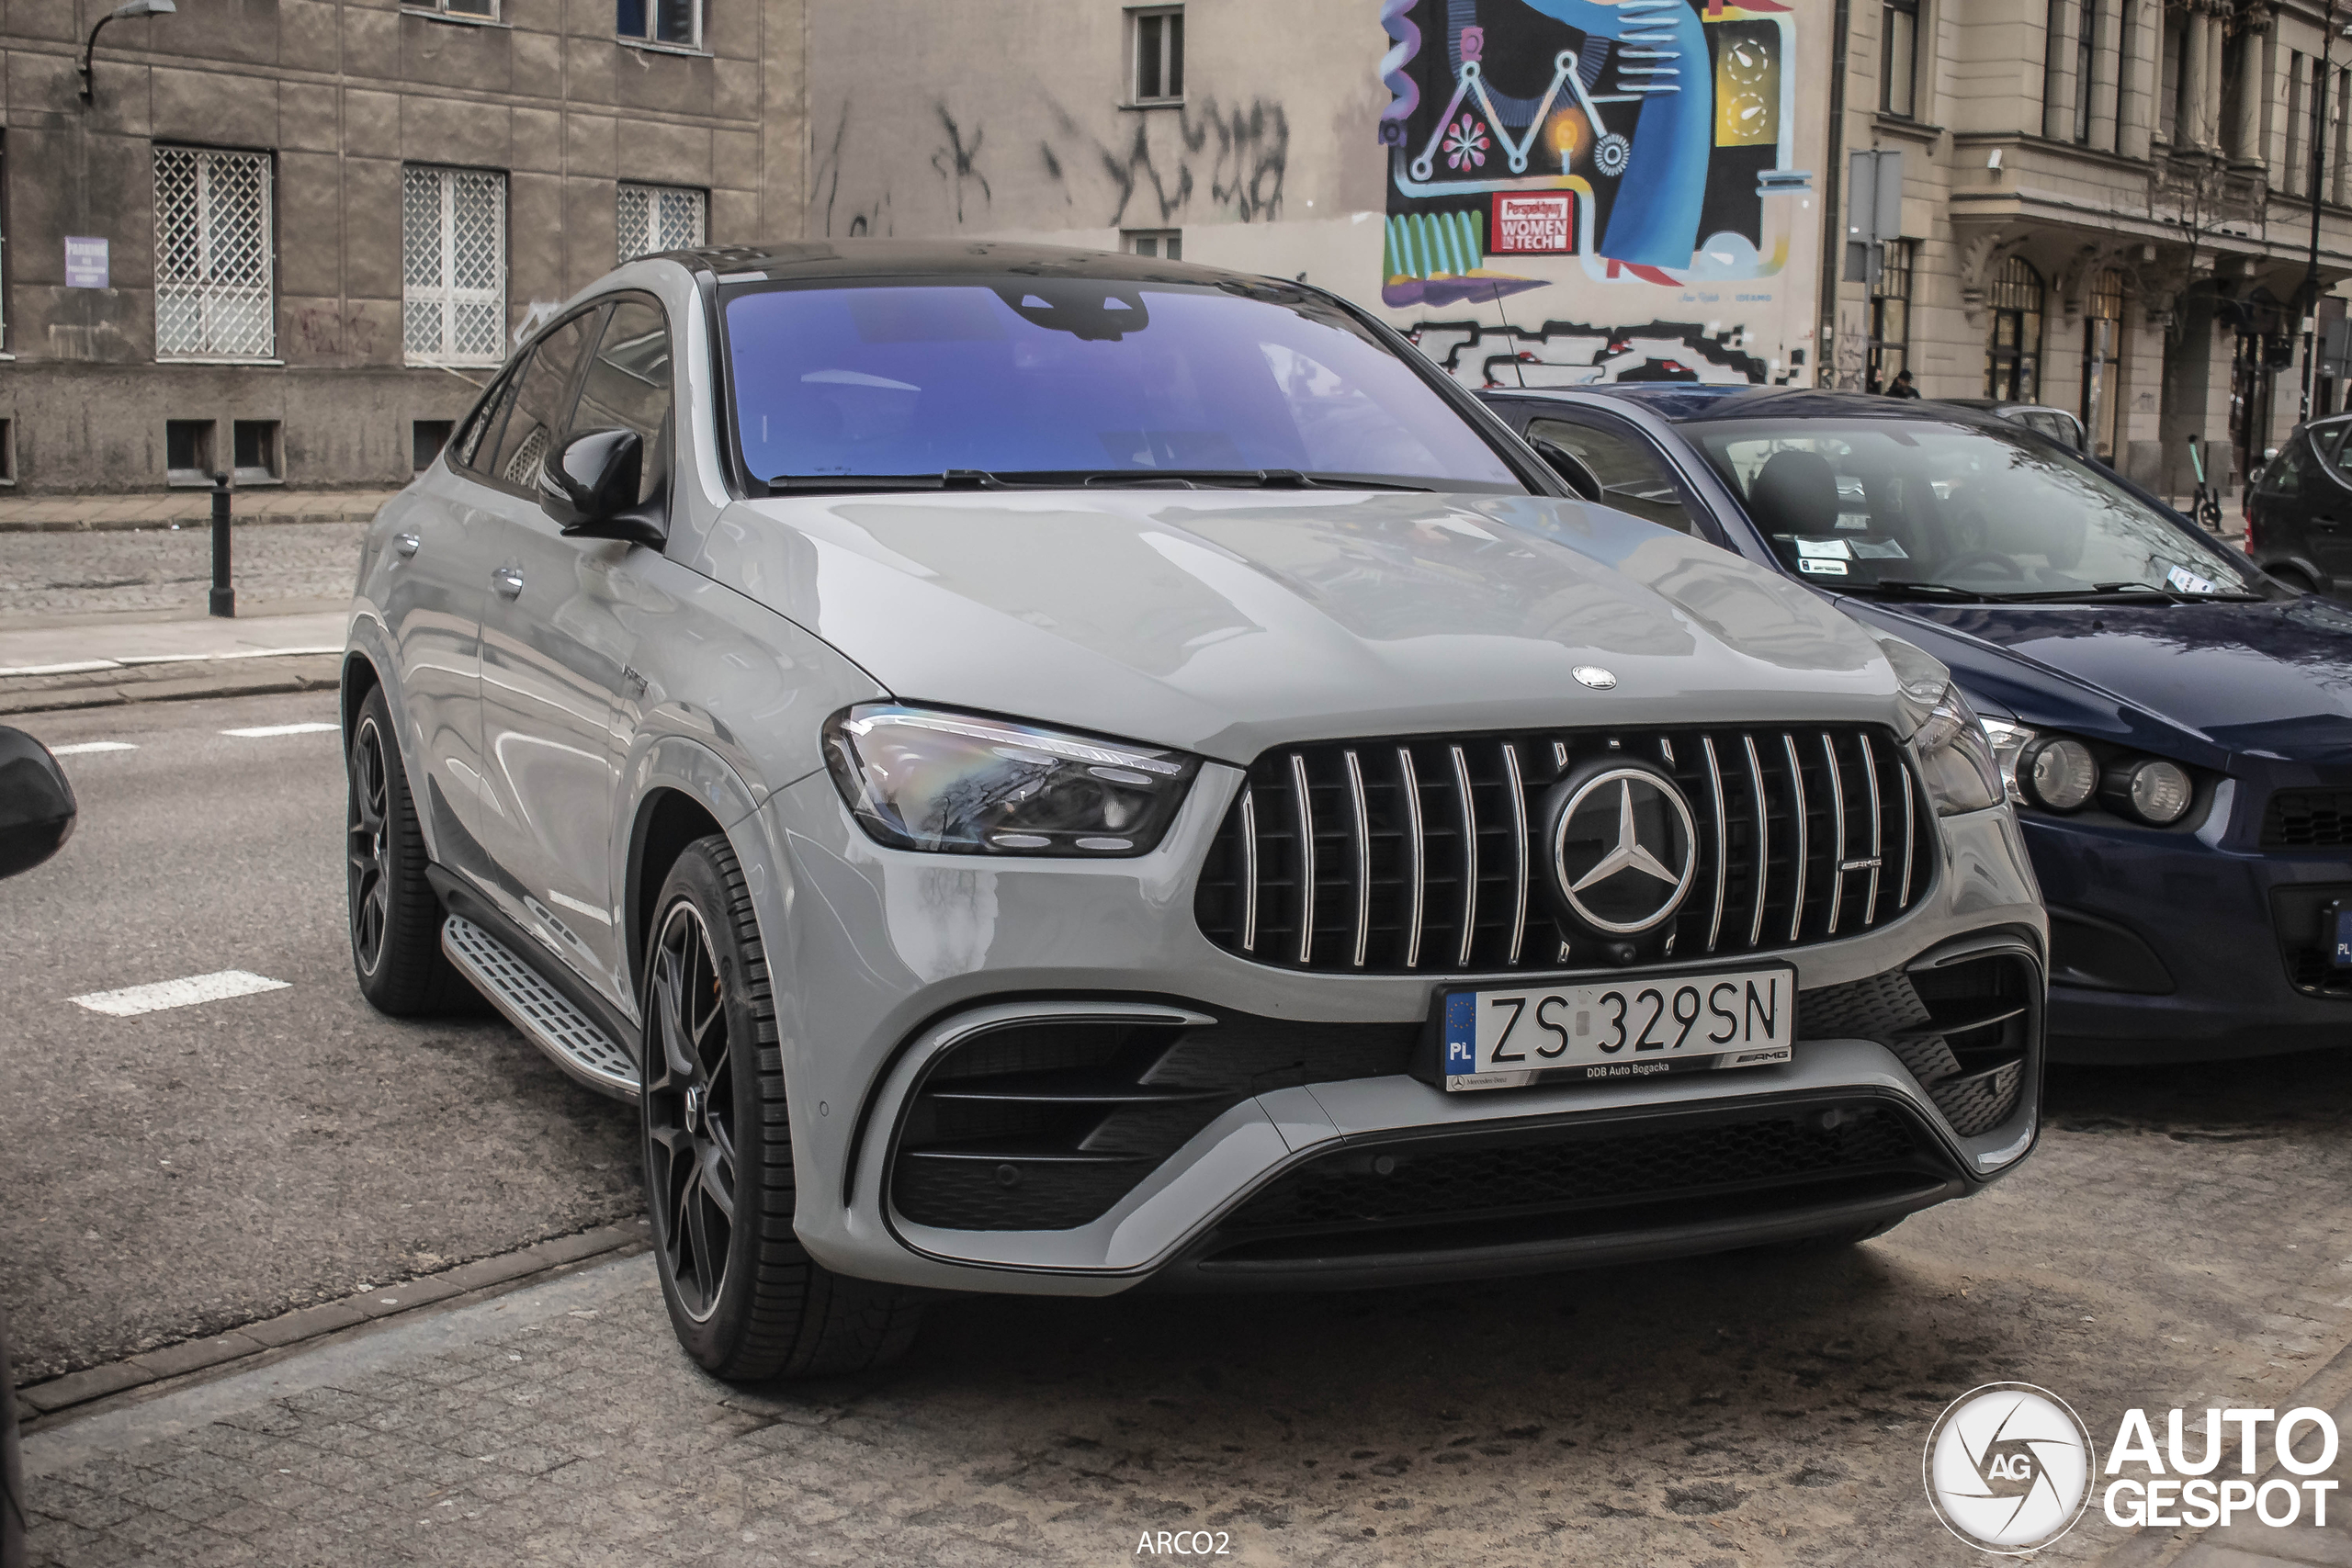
2263 790 2352 848
1194 726 1928 974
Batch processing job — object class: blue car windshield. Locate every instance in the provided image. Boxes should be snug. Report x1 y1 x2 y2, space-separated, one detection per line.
722 279 1523 491
1689 419 2269 600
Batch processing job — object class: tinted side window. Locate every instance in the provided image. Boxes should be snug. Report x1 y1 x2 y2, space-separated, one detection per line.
454 368 520 471
2264 434 2316 497
2316 423 2352 477
573 299 673 506
490 311 599 491
1525 416 1695 533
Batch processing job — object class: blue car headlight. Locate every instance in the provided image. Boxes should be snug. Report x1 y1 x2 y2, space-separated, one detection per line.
1878 636 2005 817
822 705 1203 855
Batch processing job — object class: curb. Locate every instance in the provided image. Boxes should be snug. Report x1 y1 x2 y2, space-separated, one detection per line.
0 653 343 715
14 1220 650 1433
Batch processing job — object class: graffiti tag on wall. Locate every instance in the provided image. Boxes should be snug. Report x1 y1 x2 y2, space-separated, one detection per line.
1378 0 1815 388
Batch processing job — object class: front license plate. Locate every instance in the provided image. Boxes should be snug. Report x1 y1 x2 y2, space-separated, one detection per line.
1439 964 1797 1091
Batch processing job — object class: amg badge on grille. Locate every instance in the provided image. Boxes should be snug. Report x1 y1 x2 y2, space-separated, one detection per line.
1544 761 1699 936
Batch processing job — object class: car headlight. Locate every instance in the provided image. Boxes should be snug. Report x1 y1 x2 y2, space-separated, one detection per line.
822 705 1202 855
1875 636 2004 816
2103 756 2194 826
1978 719 2098 812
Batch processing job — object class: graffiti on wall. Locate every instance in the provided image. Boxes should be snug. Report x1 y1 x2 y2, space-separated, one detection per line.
1378 0 1814 387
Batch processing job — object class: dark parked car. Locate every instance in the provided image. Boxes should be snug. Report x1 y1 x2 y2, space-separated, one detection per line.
1481 384 2352 1064
2246 413 2352 598
0 725 79 1568
1937 398 2090 456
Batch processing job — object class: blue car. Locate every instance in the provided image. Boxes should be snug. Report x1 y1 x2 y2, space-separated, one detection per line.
1477 385 2350 1063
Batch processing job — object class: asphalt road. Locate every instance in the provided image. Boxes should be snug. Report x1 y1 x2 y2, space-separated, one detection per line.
9 688 2352 1562
0 689 639 1382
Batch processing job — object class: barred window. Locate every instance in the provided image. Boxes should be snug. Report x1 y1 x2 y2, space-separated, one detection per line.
1984 255 2045 402
403 165 508 367
616 183 707 263
153 146 274 362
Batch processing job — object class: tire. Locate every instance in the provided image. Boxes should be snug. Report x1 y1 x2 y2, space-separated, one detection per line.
346 685 472 1015
640 835 924 1381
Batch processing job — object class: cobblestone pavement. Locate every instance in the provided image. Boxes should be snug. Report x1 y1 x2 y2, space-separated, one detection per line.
19 1047 2352 1567
0 524 368 624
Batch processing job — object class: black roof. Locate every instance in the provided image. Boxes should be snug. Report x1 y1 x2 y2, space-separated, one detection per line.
1492 383 2015 428
665 238 1279 289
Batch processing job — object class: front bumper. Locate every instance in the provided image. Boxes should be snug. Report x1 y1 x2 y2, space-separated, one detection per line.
748 767 2045 1294
2023 808 2352 1062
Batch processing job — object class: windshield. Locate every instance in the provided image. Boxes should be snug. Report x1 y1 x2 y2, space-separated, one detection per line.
721 279 1523 491
1690 419 2268 600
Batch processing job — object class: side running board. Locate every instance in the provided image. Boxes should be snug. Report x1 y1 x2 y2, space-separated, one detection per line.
442 915 639 1101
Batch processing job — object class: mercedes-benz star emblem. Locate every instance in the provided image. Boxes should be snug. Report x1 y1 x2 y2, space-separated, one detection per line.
1572 665 1617 690
1544 763 1699 935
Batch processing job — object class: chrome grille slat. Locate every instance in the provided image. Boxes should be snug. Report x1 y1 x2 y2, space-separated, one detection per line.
1398 747 1425 969
1823 733 1848 936
1197 725 1931 975
1289 751 1316 966
1702 736 1727 953
1501 742 1529 966
1744 735 1769 947
1343 750 1372 968
1450 744 1478 968
1238 787 1259 953
1782 733 1807 944
1861 735 1883 926
1899 754 1917 908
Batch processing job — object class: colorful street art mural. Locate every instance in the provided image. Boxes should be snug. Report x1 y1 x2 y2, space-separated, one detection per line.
1377 0 1820 389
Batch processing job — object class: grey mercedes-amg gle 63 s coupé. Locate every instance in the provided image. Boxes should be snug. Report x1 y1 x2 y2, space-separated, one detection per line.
341 242 2046 1380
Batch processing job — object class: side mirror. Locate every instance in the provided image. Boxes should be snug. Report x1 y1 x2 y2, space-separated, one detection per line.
0 728 76 879
1529 437 1604 503
538 428 666 546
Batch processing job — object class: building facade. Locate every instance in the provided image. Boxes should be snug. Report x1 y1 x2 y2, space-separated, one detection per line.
1829 0 2352 495
801 0 2352 501
0 0 805 493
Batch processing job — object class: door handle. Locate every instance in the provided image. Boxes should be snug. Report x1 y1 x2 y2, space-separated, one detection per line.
492 566 526 599
393 532 421 558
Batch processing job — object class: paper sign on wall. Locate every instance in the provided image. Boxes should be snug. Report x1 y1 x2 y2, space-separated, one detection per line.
64 237 109 289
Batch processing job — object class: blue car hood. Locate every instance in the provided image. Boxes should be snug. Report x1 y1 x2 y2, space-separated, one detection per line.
1838 596 2352 767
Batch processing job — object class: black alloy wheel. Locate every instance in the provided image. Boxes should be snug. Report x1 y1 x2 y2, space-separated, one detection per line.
639 835 925 1380
348 716 392 974
345 684 472 1015
643 898 736 1322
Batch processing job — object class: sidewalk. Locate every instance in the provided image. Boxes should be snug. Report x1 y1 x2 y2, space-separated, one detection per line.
0 489 395 533
0 611 345 716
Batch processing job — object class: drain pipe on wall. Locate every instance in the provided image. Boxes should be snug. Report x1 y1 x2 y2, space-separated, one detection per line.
1816 0 1851 388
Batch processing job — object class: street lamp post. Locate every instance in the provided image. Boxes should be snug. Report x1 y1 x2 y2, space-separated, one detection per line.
78 0 175 106
2305 0 2342 423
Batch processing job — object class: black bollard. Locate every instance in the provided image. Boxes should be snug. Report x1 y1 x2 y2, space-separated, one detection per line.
208 470 234 617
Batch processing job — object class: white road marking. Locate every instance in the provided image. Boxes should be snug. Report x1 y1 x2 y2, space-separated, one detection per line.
220 722 341 739
49 741 138 755
72 970 291 1018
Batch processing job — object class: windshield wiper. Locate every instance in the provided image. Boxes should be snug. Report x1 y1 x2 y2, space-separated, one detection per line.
2000 581 2266 604
1842 579 2000 603
763 468 1437 495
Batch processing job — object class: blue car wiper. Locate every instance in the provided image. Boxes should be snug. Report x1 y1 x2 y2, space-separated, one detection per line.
1842 579 2000 603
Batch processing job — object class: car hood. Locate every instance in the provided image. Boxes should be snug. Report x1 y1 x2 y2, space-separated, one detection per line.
699 489 1902 761
1838 595 2352 766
